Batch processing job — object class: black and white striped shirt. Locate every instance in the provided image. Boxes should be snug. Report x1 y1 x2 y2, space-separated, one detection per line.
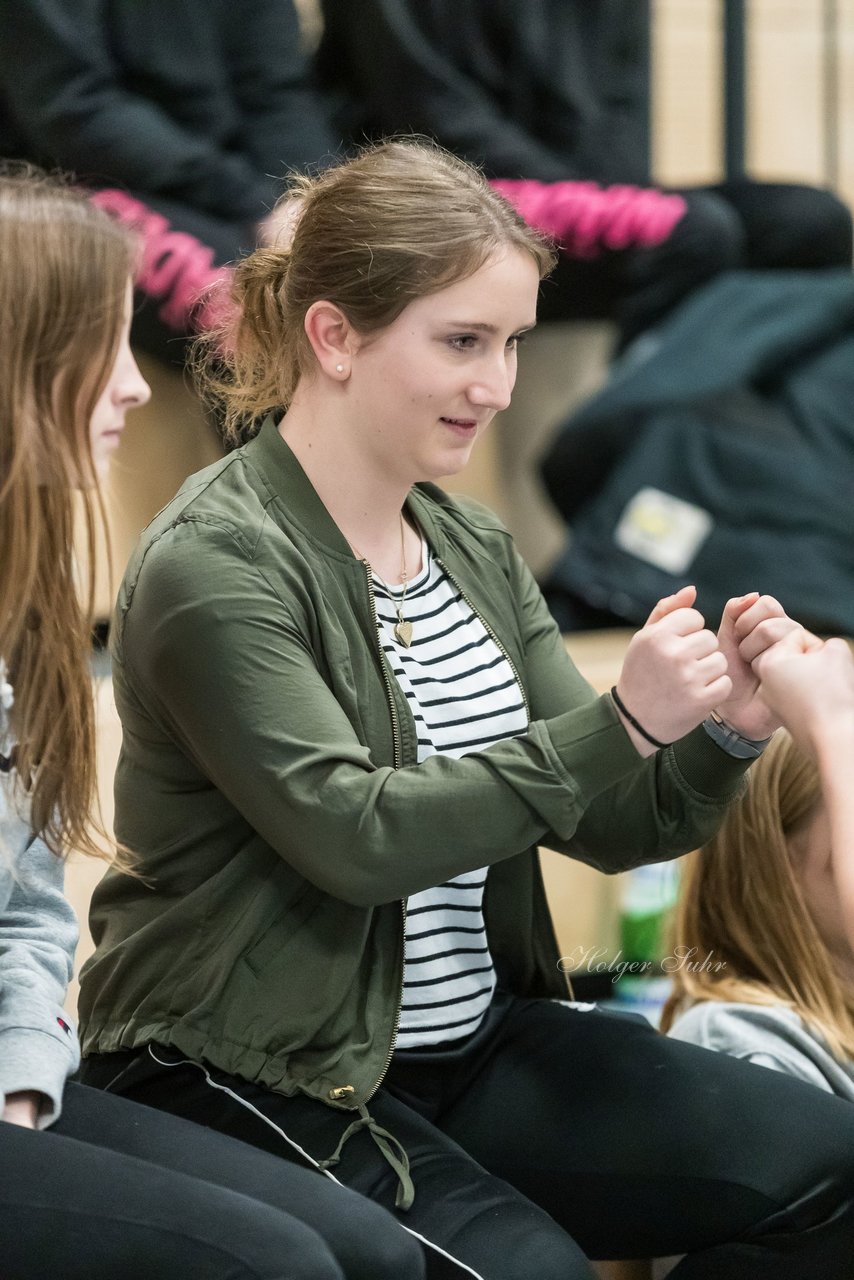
372 538 528 1048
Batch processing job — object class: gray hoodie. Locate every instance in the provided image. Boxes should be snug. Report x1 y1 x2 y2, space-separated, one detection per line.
0 664 80 1126
669 1000 854 1102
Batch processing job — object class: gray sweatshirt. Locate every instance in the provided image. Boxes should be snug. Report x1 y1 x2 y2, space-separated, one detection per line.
0 664 80 1126
669 1000 854 1102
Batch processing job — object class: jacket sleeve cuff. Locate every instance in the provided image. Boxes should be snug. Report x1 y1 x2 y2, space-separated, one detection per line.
543 693 645 810
0 1024 80 1128
668 723 753 802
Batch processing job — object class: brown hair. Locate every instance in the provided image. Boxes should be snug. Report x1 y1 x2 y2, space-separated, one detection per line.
198 138 557 446
0 164 135 859
661 732 854 1061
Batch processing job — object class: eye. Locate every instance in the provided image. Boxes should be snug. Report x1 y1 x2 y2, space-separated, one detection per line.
448 334 478 351
506 331 528 350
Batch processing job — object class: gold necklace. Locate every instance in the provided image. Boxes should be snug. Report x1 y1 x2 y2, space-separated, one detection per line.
352 513 413 648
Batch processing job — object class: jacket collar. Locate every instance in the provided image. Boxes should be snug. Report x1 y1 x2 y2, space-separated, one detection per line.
243 416 354 559
242 415 454 564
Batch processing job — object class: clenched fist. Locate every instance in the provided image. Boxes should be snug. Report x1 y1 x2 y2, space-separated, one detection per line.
614 586 731 757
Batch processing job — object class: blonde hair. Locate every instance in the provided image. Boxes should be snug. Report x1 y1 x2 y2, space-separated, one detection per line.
661 732 854 1061
0 164 134 859
198 138 557 446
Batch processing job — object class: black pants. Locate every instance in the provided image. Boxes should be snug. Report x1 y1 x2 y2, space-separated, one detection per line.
81 994 854 1280
0 1081 424 1280
537 179 854 343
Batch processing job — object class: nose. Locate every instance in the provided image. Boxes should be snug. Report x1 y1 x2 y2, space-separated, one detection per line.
468 353 515 413
116 347 151 409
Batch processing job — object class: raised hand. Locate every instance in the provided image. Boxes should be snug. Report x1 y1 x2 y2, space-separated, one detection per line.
614 585 731 756
757 631 854 956
756 631 854 754
715 593 817 741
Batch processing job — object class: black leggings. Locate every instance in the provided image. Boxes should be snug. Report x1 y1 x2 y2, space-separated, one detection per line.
538 179 853 344
0 1081 423 1280
81 994 854 1280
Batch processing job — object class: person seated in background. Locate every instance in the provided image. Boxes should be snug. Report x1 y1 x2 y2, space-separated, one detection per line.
317 0 853 348
0 0 339 363
0 162 423 1280
662 630 854 1101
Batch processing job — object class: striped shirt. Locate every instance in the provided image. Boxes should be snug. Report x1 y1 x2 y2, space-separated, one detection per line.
372 538 528 1048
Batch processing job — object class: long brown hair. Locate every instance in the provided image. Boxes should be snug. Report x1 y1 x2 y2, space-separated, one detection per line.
0 165 134 858
197 138 557 446
661 732 854 1061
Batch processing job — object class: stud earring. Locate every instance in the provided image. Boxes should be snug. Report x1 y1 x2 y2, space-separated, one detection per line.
335 363 345 374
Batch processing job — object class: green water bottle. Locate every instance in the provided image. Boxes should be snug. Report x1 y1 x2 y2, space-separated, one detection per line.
619 861 680 967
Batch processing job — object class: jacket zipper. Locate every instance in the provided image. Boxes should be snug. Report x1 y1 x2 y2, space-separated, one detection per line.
359 557 406 1103
435 555 531 723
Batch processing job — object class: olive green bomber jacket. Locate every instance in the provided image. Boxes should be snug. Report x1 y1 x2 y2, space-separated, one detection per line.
79 418 750 1111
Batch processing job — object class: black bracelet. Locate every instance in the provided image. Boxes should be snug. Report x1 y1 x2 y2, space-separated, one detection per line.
610 686 671 750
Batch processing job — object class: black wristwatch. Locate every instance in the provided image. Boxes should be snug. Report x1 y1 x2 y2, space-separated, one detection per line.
702 711 773 759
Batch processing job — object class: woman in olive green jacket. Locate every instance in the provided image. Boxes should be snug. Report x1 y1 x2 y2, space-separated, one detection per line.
79 140 854 1279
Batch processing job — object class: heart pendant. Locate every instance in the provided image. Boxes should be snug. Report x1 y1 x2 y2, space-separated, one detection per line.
394 619 413 648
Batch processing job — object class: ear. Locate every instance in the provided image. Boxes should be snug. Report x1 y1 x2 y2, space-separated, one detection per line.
304 301 357 380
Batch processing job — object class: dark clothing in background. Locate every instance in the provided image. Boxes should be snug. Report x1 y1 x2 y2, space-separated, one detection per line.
318 0 651 184
0 0 338 359
541 270 854 633
0 0 335 220
318 0 853 343
541 179 853 337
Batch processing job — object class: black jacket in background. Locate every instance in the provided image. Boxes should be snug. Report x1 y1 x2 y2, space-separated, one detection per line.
0 0 337 223
317 0 650 184
542 270 854 635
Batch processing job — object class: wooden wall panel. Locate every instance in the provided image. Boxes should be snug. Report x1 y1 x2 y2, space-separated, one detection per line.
748 0 826 185
652 0 854 209
652 0 723 184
